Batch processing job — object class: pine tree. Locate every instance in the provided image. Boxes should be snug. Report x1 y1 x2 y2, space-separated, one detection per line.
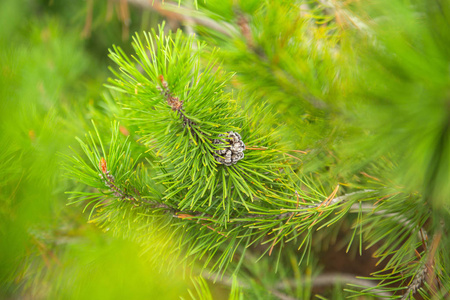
65 0 450 298
2 0 449 299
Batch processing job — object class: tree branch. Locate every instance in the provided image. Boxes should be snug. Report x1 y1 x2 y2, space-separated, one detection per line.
205 270 393 299
245 189 376 220
123 0 237 37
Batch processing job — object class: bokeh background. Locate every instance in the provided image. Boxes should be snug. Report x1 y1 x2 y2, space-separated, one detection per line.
0 1 195 299
1 0 449 299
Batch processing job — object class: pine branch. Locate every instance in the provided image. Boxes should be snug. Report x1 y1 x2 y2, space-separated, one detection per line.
204 270 393 298
401 263 428 300
67 116 396 280
156 74 200 139
66 8 450 298
401 230 443 300
245 189 375 220
98 156 174 211
106 27 295 215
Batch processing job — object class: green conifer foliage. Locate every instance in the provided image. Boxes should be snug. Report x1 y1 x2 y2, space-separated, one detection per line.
68 28 347 277
66 0 450 298
66 25 378 296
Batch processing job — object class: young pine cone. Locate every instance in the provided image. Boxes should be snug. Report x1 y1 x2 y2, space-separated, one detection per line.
213 131 245 166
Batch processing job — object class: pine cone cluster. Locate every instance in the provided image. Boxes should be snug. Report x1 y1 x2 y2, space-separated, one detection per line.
213 131 245 166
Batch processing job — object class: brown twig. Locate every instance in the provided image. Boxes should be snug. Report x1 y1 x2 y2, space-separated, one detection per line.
106 0 114 21
308 185 340 228
246 189 375 221
401 231 442 300
81 0 94 38
283 272 393 297
202 269 393 299
316 184 340 209
100 167 134 201
176 213 228 237
419 228 428 251
425 231 442 294
119 0 131 40
360 171 381 182
124 0 237 37
33 237 61 267
156 75 201 140
286 191 301 223
236 13 254 48
401 263 428 300
99 157 172 211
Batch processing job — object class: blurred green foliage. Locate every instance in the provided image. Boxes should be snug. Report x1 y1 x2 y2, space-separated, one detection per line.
0 1 190 299
1 0 449 299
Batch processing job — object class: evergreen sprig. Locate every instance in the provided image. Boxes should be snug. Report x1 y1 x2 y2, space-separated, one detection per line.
66 7 450 297
66 28 377 277
67 122 374 276
106 26 294 217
